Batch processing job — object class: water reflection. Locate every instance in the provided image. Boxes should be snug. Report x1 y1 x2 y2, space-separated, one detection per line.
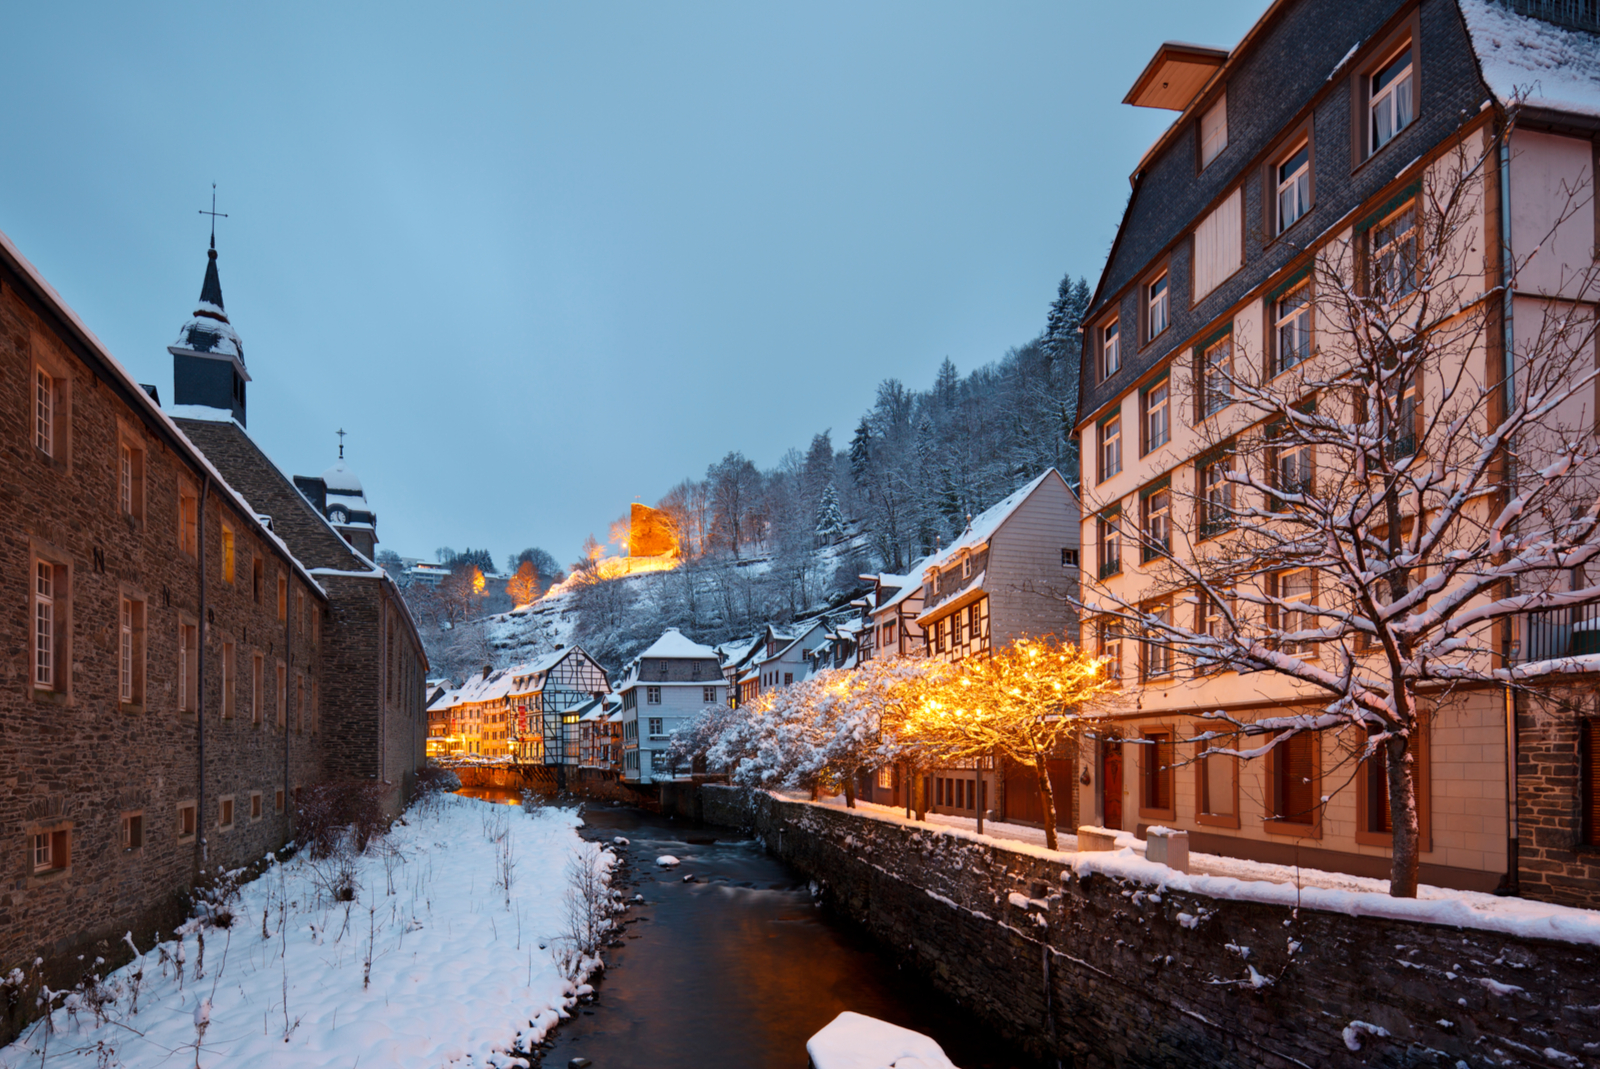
535 804 1044 1069
455 785 523 806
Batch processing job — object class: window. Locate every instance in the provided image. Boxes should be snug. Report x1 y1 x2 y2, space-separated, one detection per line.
253 556 263 604
1099 416 1122 482
276 662 287 728
650 750 671 773
179 621 199 713
962 555 973 579
881 622 895 649
35 367 55 456
1275 143 1312 234
1143 379 1170 453
785 671 794 686
178 483 199 556
1146 274 1169 340
646 686 661 705
177 802 197 841
297 589 306 633
1142 487 1171 561
1369 46 1413 153
1201 335 1232 418
1192 189 1243 300
1199 91 1227 168
296 673 305 734
1101 320 1121 379
1196 741 1238 825
1270 730 1317 827
221 641 236 718
219 796 235 830
1199 455 1234 538
311 680 318 733
1196 590 1234 674
250 792 263 822
221 525 235 584
119 597 146 705
1276 568 1316 656
275 788 285 813
277 575 288 622
30 825 70 875
1097 619 1122 684
1144 604 1173 680
1275 433 1312 499
1274 283 1312 374
118 439 145 519
1140 731 1174 815
252 654 264 725
1370 202 1418 302
1097 513 1122 580
876 767 893 790
33 559 66 690
703 686 717 703
648 717 664 738
121 812 144 851
1061 548 1078 568
1386 370 1419 459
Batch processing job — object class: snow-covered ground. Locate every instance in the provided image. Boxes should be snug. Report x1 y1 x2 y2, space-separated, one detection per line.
1 793 614 1069
799 793 1600 946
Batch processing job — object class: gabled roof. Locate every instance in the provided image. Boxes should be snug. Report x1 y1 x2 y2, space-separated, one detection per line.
1458 0 1600 120
638 628 719 660
920 468 1067 578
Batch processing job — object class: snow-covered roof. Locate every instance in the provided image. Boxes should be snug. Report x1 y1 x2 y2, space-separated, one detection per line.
1459 0 1600 119
916 570 988 625
172 247 245 362
873 577 924 617
716 634 765 668
921 469 1063 577
322 459 365 496
638 628 719 660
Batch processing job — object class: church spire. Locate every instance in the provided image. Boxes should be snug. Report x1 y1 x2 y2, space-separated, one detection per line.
169 191 250 426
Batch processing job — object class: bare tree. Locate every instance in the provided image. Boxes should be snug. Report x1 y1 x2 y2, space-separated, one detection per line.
1080 116 1600 897
707 452 763 559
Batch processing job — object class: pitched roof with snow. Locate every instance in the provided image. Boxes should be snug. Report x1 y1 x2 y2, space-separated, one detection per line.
638 628 719 660
1459 0 1600 119
921 469 1064 577
171 247 245 362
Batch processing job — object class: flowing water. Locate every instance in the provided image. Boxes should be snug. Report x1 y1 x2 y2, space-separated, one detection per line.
459 790 1044 1069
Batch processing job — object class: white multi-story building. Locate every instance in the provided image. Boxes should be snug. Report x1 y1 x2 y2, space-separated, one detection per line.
619 629 728 783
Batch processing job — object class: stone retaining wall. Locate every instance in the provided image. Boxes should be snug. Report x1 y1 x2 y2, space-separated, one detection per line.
700 785 1599 1069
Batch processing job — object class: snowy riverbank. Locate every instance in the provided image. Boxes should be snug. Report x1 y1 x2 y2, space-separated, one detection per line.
1 793 615 1069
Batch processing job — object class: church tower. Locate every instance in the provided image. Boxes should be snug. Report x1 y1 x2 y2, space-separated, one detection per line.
170 236 249 426
293 433 380 560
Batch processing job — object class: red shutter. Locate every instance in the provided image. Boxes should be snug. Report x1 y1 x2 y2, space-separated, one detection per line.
1279 732 1315 823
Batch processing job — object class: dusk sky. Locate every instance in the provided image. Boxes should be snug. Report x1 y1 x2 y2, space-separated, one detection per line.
1 1 1261 570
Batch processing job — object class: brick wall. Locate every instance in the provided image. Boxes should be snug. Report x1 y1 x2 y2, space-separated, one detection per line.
0 268 322 1041
703 786 1600 1069
1518 692 1600 909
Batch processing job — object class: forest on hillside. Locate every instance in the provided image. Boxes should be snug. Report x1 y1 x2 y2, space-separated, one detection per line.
405 273 1089 680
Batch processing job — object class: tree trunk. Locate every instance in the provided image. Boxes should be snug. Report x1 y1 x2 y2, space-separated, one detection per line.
1387 732 1420 897
1035 752 1059 851
914 773 928 821
843 777 856 810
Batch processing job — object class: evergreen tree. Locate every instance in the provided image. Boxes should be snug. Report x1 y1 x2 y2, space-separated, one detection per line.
813 484 847 545
848 418 873 486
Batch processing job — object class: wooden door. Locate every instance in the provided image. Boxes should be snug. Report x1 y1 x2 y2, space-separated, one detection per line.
1102 741 1123 830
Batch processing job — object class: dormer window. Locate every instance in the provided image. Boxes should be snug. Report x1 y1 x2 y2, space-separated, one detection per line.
962 556 972 580
1101 320 1121 380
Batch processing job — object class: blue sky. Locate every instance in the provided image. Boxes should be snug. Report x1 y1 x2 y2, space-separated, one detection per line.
1 1 1261 569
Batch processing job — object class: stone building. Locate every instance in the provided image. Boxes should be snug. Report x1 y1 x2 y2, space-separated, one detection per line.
1072 0 1599 902
166 244 428 805
0 228 327 1035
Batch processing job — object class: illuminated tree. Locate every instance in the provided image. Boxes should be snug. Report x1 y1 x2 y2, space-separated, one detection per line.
907 636 1115 849
505 560 539 607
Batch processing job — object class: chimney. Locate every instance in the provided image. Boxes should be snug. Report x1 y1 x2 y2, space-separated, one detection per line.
483 665 492 679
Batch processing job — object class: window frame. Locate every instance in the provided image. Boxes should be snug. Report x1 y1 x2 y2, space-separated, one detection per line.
28 821 72 881
177 801 198 842
1142 602 1174 682
1197 451 1235 541
646 685 662 705
1097 510 1122 580
1367 198 1420 304
1271 280 1314 378
1145 271 1170 344
31 547 72 701
221 640 236 719
249 791 264 823
276 661 287 729
218 794 236 832
1199 333 1233 420
1266 131 1315 239
252 652 264 726
1141 482 1171 563
221 523 236 585
1137 728 1177 821
121 811 144 852
116 420 146 523
178 480 199 558
1198 90 1228 171
1194 737 1240 828
1100 318 1121 380
1351 18 1420 167
1368 44 1415 156
1265 727 1322 837
1097 414 1123 484
1141 374 1171 455
1096 618 1123 687
178 616 200 714
31 340 72 471
1274 567 1319 659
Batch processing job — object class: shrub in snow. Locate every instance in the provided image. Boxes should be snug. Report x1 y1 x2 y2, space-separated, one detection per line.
297 780 394 859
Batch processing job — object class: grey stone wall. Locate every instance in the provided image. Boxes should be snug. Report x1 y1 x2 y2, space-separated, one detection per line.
702 786 1599 1069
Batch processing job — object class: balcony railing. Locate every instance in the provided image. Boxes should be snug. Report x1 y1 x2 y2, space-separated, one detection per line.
1523 602 1600 662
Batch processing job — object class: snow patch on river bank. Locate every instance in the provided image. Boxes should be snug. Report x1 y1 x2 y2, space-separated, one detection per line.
1 793 614 1069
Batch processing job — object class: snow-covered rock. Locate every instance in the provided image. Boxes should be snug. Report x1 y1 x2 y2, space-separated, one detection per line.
806 1011 957 1069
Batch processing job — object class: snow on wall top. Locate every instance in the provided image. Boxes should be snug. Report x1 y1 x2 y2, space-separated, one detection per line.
639 627 720 661
1459 0 1600 118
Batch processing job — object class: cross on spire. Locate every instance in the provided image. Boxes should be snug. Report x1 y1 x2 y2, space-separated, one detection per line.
198 184 228 249
337 428 347 460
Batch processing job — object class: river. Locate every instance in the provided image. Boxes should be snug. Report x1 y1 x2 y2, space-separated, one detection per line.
456 788 1045 1069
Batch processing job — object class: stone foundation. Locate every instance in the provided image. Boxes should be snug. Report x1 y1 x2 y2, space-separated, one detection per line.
701 786 1599 1069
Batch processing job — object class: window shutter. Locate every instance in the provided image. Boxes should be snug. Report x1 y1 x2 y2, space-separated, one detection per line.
1200 92 1228 168
1283 732 1315 821
1193 189 1243 300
